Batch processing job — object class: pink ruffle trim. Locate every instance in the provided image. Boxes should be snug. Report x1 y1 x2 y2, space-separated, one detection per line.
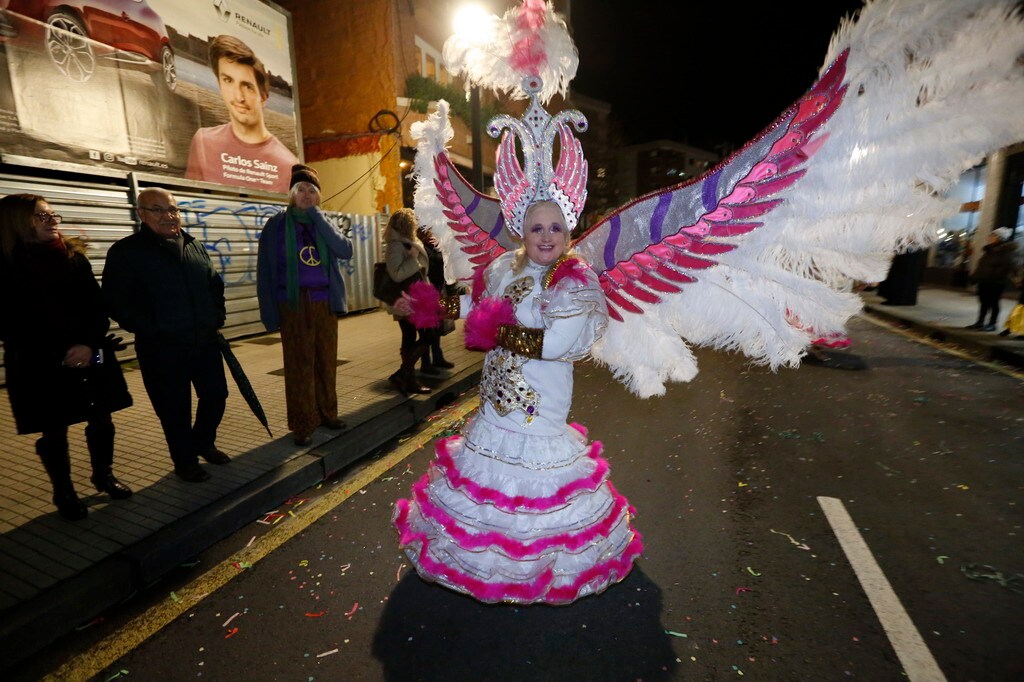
811 331 852 349
404 476 631 558
394 501 644 604
433 436 609 512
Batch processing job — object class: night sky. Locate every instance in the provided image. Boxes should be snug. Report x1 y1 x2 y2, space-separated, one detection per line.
569 0 865 149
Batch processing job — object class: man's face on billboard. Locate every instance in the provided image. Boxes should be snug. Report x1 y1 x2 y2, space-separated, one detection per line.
217 58 267 130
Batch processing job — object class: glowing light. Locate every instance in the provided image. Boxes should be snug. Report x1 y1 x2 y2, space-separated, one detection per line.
453 5 494 45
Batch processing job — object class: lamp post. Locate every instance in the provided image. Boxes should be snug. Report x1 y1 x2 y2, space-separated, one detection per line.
453 4 490 192
470 85 483 190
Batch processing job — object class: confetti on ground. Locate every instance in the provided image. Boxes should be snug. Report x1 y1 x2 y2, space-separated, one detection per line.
224 627 238 639
396 563 405 582
104 670 129 681
246 536 256 548
665 630 688 638
231 562 252 571
316 648 339 658
299 560 309 567
339 563 351 572
937 556 948 564
169 592 180 603
735 587 752 595
961 564 1024 594
75 616 104 631
770 528 810 551
344 602 359 618
305 611 326 618
222 612 240 627
746 567 761 576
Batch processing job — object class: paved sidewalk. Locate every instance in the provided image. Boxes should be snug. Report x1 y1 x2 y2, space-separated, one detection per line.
859 286 1024 369
1 285 1021 671
0 308 483 669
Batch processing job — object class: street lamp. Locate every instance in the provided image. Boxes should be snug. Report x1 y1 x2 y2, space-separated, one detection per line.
452 4 492 191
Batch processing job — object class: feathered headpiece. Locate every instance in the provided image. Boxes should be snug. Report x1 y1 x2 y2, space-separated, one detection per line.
443 0 587 237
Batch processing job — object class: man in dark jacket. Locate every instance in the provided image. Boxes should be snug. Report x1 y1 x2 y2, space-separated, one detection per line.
103 187 229 482
967 226 1019 331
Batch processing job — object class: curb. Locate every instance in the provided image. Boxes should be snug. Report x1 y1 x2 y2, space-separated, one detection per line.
861 305 1024 369
0 366 482 671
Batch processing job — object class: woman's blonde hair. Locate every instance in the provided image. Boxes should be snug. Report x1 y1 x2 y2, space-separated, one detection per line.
512 200 576 273
383 207 421 243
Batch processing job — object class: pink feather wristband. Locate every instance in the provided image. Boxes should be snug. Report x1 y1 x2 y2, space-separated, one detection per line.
406 281 444 329
464 297 517 351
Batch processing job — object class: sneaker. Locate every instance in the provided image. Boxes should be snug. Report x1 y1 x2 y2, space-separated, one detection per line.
175 463 211 483
433 358 455 369
199 447 230 465
964 322 983 330
999 329 1011 336
982 324 996 332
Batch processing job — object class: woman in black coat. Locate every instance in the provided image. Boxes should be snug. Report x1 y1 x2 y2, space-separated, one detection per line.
0 194 133 520
416 225 455 375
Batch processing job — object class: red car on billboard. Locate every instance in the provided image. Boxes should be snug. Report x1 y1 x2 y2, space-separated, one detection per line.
0 0 176 91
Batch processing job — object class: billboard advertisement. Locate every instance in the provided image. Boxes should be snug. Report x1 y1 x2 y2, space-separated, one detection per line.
0 0 300 193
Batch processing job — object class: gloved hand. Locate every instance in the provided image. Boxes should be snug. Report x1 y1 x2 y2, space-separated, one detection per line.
105 333 127 352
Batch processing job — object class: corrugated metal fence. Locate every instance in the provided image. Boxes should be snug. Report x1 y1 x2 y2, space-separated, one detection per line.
1 165 383 384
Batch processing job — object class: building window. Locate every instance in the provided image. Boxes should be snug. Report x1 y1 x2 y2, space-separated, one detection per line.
415 36 448 84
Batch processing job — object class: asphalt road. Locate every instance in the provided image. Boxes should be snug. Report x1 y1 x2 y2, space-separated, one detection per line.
33 315 1024 681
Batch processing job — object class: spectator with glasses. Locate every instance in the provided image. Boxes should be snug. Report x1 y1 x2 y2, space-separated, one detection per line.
0 193 133 520
103 187 229 482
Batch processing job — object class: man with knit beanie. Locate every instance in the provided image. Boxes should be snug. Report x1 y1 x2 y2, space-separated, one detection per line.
256 165 354 445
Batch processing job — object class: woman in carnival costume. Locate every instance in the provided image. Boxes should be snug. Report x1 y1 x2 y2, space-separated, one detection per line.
393 193 642 603
394 0 1024 604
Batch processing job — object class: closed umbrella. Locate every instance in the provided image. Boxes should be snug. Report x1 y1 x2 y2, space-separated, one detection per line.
217 333 273 437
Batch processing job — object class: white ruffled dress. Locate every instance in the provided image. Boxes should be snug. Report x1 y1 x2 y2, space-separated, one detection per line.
393 253 644 604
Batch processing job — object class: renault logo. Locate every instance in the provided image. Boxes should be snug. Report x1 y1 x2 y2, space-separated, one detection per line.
213 0 231 22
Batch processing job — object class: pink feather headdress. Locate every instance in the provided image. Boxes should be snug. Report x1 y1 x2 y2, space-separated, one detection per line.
443 0 588 238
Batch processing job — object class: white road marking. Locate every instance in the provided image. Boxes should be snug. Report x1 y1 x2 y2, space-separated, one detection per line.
817 496 946 682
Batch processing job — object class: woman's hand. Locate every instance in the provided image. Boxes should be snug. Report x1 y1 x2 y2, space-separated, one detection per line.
393 291 413 316
63 344 93 368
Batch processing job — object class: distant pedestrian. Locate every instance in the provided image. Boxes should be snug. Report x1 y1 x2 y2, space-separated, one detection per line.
417 225 455 375
998 270 1024 339
103 187 229 482
383 209 431 396
0 194 133 520
966 227 1018 331
256 165 353 446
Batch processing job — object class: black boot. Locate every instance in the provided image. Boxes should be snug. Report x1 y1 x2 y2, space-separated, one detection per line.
389 368 409 396
432 346 454 369
86 422 133 499
36 437 87 521
402 350 431 394
420 355 440 375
